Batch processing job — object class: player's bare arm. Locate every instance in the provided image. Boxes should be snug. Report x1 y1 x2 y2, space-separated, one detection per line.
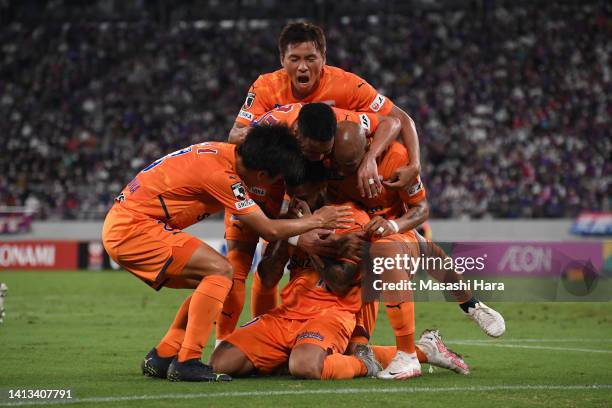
257 239 290 288
385 105 421 189
236 204 353 242
365 199 429 238
228 122 250 145
357 115 402 198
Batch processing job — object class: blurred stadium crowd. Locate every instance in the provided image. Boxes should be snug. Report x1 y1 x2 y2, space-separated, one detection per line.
0 1 609 219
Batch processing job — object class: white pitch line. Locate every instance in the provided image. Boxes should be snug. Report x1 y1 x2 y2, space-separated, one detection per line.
0 384 610 407
451 338 612 343
448 341 612 354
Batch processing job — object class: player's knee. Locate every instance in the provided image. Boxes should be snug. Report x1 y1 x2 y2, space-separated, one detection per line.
210 341 251 376
288 348 324 379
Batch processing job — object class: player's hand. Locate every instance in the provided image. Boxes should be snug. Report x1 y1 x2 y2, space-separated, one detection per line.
382 164 420 190
357 153 382 198
335 232 367 262
364 216 397 238
313 205 354 229
288 197 311 219
297 229 340 257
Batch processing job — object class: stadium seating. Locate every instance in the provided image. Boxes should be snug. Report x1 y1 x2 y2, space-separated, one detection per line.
0 2 608 219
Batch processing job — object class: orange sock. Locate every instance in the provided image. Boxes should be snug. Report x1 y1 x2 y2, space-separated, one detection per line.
178 275 232 362
217 249 252 340
384 301 415 353
251 271 277 317
156 295 192 357
320 353 367 380
371 345 428 366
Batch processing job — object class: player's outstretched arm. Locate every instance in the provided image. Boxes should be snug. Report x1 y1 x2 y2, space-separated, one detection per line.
386 105 421 187
228 122 250 145
357 115 402 198
236 205 354 242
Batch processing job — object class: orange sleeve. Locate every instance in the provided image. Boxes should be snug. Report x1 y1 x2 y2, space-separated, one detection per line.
254 104 301 127
202 169 261 216
333 109 380 137
235 76 275 126
345 73 394 116
382 147 427 205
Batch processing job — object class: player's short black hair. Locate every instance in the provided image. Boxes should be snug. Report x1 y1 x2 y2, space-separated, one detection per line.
297 103 337 142
238 124 306 181
285 160 329 189
278 22 326 58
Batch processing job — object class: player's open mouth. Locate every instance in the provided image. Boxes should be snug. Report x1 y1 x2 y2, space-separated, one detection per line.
297 75 310 84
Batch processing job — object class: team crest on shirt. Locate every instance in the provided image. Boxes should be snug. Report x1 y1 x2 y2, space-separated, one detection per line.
369 93 386 112
243 92 256 109
231 182 256 210
231 182 247 200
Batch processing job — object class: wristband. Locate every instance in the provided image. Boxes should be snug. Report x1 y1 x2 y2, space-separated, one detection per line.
388 220 400 233
288 235 300 246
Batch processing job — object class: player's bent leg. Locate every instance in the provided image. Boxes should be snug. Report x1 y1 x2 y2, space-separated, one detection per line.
210 341 256 377
288 344 326 379
168 243 233 381
217 239 257 343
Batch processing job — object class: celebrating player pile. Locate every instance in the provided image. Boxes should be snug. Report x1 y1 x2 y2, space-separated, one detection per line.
103 21 505 382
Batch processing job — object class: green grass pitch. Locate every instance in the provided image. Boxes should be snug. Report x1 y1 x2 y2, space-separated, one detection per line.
0 271 611 407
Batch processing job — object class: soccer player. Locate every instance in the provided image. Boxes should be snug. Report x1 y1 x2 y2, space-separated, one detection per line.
102 125 354 382
216 102 401 343
330 121 504 377
210 163 469 379
229 21 421 198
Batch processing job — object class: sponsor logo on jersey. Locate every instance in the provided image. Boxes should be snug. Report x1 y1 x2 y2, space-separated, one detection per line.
243 92 256 109
235 199 255 210
296 331 324 342
248 186 267 196
407 176 423 196
238 109 254 121
359 113 371 133
369 93 386 112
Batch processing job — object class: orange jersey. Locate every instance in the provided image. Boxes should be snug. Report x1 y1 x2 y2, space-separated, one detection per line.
236 65 393 125
253 103 380 137
329 142 427 219
115 142 259 230
272 204 370 320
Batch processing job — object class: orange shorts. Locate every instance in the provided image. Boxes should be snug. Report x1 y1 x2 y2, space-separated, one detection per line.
102 205 202 290
226 308 355 375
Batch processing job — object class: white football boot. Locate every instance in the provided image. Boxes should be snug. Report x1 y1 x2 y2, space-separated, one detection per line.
416 329 469 375
464 301 505 337
376 350 421 380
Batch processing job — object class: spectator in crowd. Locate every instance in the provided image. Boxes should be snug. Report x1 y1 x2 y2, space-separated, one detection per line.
0 2 609 219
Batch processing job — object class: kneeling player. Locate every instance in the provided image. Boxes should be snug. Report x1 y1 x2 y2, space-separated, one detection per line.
102 125 353 382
